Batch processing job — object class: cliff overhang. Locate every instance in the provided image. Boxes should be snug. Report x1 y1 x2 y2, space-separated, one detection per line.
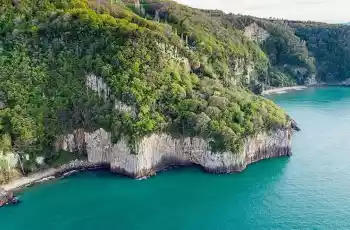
56 126 294 179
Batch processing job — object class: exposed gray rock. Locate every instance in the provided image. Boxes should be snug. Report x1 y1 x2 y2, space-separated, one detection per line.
0 91 6 109
306 74 317 86
0 152 19 168
0 102 5 109
85 74 136 116
291 120 301 131
156 42 191 72
114 100 136 117
85 74 110 100
57 72 296 179
340 78 350 86
56 127 294 179
55 129 86 153
230 58 256 85
244 23 270 43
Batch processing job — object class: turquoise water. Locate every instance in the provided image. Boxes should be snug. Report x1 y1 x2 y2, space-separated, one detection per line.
2 87 350 229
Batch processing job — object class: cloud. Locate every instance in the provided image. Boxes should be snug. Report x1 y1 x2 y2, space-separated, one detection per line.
245 3 281 11
292 0 327 5
246 0 327 11
174 0 350 23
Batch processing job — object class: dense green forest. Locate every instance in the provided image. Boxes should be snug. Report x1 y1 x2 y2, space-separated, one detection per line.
1 0 349 182
209 13 316 86
214 13 350 85
0 0 289 180
288 21 350 82
143 2 350 86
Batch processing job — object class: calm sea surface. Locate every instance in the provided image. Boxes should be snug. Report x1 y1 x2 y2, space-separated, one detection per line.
2 87 350 229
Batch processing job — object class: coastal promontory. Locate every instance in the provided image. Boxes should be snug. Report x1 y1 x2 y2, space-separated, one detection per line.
5 0 350 183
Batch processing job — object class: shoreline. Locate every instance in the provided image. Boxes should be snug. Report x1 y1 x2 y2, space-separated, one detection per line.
262 84 350 96
2 85 347 194
261 86 308 95
1 129 297 193
1 160 107 192
1 151 291 192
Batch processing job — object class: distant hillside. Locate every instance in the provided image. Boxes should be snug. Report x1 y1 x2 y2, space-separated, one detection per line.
288 21 350 82
202 11 350 85
134 1 350 87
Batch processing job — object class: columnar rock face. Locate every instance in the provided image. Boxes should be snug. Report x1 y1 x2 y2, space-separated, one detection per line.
56 74 295 178
57 128 293 178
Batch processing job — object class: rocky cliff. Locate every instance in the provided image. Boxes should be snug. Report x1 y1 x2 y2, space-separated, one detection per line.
57 127 293 178
0 0 295 183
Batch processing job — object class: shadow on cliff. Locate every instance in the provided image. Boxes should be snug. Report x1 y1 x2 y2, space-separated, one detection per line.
108 154 291 182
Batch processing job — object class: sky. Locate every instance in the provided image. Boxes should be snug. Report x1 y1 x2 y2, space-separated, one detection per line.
175 0 350 23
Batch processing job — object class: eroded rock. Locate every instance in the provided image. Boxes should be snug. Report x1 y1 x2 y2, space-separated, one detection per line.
56 127 294 178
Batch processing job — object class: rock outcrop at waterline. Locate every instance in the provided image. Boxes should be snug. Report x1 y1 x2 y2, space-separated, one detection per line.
56 126 294 178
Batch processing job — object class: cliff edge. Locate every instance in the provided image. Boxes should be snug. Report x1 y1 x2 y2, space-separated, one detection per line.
1 0 298 183
56 126 294 178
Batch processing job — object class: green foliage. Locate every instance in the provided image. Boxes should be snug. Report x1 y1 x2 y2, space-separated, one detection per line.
259 20 315 71
0 0 289 171
137 0 269 84
46 150 83 168
268 68 297 87
289 22 350 82
218 13 350 85
215 14 316 86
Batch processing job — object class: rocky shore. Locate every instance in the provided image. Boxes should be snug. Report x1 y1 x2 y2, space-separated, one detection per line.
2 160 107 192
2 123 298 191
262 84 350 96
262 86 308 95
56 124 296 179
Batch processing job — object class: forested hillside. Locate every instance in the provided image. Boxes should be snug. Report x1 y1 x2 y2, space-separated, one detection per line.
209 12 350 86
289 22 350 82
0 0 289 181
1 0 349 182
137 1 350 86
203 12 314 86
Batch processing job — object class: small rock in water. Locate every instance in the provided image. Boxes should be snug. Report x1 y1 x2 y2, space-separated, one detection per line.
291 120 301 131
